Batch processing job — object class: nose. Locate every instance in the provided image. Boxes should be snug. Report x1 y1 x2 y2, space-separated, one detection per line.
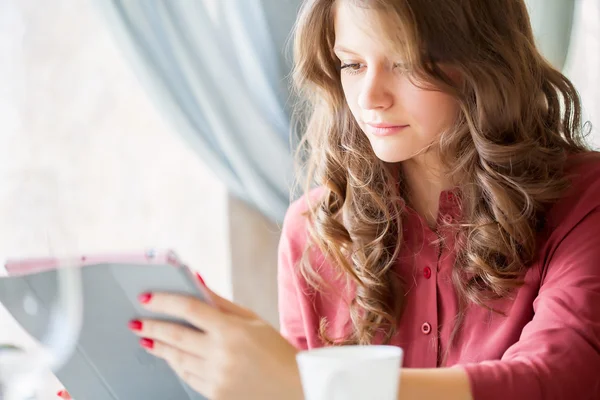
357 68 393 111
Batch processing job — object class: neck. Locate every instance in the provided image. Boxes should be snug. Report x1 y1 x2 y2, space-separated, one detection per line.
401 154 453 227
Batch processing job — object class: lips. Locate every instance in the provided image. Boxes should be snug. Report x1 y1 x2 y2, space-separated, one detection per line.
366 122 407 128
365 122 409 137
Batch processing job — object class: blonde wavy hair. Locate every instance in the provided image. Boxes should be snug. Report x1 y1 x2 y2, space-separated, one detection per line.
291 0 591 348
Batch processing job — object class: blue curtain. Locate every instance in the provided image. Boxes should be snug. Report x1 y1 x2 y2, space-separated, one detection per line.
94 0 302 223
525 0 575 71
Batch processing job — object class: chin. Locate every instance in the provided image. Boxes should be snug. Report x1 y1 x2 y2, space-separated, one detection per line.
372 152 411 163
369 141 414 164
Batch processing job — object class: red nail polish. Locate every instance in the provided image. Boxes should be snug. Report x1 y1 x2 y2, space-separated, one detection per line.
128 320 143 331
57 390 71 399
140 338 154 349
195 272 206 287
138 292 153 304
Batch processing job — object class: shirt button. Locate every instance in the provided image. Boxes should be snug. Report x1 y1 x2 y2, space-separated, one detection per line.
421 322 432 335
442 214 453 224
423 266 432 279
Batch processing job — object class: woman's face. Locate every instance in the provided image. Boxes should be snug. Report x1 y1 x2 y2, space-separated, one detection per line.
333 1 459 164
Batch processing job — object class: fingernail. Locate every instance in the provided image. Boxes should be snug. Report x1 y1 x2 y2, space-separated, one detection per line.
195 272 206 287
138 292 153 304
140 338 154 349
128 320 143 331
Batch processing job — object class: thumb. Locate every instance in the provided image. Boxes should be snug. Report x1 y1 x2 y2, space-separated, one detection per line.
195 273 257 319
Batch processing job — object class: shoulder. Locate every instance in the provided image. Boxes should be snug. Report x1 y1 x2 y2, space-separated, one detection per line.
541 152 600 253
279 187 325 265
564 151 600 191
546 152 600 228
280 186 326 252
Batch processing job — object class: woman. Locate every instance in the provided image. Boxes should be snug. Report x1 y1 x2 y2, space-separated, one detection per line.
106 0 600 399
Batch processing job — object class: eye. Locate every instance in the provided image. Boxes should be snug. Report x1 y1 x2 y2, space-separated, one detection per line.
340 63 364 75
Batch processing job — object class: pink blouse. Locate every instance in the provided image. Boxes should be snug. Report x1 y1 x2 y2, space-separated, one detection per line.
278 153 600 400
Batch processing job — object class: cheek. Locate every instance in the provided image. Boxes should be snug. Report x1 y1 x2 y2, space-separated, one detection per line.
399 83 458 137
341 81 362 121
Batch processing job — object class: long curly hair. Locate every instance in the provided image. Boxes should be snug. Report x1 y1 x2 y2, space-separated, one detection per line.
291 0 591 347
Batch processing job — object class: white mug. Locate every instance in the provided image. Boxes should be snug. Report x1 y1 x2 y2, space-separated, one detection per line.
296 345 403 400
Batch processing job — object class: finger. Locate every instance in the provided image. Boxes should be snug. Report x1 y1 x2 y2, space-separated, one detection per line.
143 339 207 381
129 319 208 358
202 286 257 319
139 292 233 333
192 273 256 320
172 366 213 399
56 390 72 399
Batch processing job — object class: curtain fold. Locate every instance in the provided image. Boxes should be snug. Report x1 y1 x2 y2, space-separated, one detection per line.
525 0 575 71
94 0 302 223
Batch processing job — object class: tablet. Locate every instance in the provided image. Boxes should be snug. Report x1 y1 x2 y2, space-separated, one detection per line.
0 249 209 400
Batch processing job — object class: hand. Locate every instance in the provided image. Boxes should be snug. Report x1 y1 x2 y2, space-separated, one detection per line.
130 279 303 400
